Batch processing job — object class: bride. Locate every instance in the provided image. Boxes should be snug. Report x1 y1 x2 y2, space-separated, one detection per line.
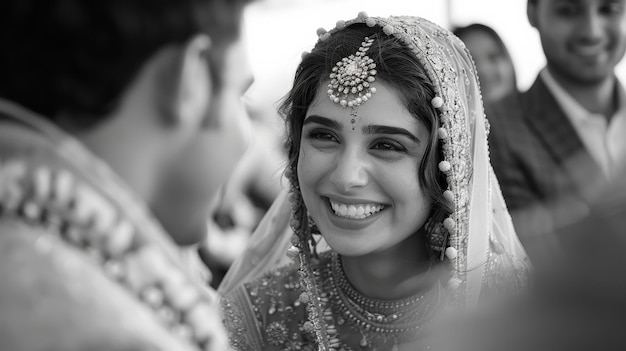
219 13 529 351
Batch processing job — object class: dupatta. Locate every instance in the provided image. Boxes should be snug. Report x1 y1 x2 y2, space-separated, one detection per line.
219 13 528 350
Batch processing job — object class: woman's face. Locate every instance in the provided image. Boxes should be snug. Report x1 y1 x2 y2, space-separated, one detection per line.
462 31 516 102
297 81 432 257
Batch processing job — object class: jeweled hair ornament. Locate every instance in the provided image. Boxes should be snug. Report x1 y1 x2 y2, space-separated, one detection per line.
327 36 377 108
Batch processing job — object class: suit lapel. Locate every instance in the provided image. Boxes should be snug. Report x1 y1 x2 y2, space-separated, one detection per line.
523 77 605 199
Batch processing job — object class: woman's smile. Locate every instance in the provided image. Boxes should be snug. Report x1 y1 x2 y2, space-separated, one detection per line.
322 196 389 231
328 197 385 219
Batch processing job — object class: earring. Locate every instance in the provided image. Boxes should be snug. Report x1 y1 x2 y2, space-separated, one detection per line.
425 217 448 261
308 214 320 235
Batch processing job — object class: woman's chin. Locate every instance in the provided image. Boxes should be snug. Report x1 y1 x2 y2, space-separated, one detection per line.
318 233 374 257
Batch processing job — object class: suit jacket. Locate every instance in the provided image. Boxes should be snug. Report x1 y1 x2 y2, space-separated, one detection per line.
486 75 607 255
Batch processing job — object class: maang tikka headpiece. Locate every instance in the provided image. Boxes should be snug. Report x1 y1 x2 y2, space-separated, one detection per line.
327 36 378 109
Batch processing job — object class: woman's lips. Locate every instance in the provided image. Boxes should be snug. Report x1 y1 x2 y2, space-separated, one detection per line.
328 198 385 219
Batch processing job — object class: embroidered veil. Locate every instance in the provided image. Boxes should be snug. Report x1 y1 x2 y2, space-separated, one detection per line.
219 13 528 351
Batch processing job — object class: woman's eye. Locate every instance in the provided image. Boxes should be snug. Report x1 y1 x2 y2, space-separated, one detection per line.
372 140 406 152
306 129 339 143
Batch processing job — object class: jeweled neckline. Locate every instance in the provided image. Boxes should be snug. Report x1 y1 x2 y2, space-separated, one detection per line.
317 252 447 350
330 252 435 313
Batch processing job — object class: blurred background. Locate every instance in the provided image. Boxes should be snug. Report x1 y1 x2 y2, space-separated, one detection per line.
241 0 626 128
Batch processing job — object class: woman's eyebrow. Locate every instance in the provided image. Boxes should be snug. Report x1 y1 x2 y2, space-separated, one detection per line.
363 124 420 143
303 115 343 130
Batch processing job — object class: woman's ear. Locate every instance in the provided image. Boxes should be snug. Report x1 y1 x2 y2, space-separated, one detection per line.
172 34 212 128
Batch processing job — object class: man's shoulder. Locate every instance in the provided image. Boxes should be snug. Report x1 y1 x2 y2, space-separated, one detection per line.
486 76 552 117
0 217 181 350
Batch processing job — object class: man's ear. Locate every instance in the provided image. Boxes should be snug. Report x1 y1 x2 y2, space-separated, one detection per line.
173 34 212 128
527 0 539 28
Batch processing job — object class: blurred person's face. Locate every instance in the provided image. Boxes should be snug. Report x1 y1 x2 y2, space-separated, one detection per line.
461 31 516 102
151 34 253 246
297 81 431 257
529 0 626 85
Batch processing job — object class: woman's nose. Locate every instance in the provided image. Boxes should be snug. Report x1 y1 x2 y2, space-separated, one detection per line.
329 147 368 191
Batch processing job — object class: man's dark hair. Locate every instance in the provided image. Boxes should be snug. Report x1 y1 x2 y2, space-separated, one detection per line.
0 0 250 129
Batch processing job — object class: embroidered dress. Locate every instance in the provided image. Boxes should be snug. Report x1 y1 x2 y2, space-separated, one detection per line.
219 13 528 351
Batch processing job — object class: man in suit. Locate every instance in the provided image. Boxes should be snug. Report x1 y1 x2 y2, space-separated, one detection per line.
487 0 626 260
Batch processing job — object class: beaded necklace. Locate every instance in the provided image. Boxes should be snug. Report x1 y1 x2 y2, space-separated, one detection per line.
318 252 448 351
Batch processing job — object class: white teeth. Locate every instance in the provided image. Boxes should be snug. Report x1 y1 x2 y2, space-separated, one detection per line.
329 199 384 219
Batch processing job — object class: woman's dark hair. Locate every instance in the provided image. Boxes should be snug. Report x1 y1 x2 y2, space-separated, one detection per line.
0 0 250 129
279 23 452 238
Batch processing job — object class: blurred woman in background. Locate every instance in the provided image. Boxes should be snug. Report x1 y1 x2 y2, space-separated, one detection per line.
453 23 518 103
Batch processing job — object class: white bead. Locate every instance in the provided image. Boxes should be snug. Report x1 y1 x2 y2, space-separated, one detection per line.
438 127 448 139
443 217 455 231
169 284 200 311
443 190 454 202
71 185 100 226
53 170 74 208
135 247 169 284
431 96 444 108
445 247 458 259
186 303 215 341
23 201 41 220
438 160 451 172
141 286 164 308
299 292 310 303
286 245 299 258
33 167 52 202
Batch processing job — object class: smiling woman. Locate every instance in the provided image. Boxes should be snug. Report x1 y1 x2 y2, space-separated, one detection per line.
299 83 432 258
219 12 529 351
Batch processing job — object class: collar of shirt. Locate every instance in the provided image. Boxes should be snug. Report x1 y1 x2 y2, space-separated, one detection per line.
540 68 612 127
